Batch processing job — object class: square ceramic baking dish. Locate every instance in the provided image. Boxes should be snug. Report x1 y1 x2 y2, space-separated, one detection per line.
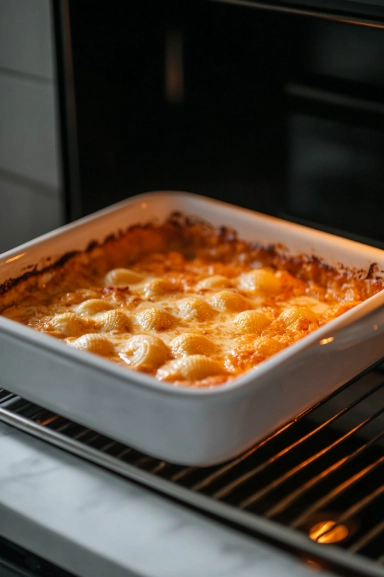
1 190 384 466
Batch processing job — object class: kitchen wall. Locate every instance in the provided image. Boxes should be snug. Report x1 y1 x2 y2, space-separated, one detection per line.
0 0 63 254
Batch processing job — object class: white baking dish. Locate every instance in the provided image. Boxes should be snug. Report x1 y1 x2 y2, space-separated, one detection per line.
1 190 384 466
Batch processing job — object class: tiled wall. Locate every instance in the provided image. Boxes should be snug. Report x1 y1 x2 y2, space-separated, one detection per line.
0 0 63 253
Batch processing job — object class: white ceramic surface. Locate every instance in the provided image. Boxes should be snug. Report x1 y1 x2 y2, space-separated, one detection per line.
1 190 384 466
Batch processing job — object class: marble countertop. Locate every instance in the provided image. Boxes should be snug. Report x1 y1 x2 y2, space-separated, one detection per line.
0 420 338 577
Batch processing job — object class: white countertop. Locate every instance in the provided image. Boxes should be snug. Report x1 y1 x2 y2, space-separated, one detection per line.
0 421 338 577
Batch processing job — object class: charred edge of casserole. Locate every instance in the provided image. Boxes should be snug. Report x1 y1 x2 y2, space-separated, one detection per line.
366 262 383 280
0 211 383 306
0 251 80 297
0 220 162 299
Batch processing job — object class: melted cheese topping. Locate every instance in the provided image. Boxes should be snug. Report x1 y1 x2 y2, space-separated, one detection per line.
1 217 381 388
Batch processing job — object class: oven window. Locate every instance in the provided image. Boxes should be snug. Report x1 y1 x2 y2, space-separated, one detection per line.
286 113 384 246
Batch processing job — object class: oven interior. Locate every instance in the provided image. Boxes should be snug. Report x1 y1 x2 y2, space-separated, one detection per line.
55 0 384 250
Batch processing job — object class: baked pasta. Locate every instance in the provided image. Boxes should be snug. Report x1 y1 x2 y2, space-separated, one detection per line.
1 212 383 388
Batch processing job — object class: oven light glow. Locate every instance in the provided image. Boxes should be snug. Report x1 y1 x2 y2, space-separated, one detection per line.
305 558 322 570
319 337 334 345
165 30 184 103
3 253 26 264
37 415 58 426
309 520 349 544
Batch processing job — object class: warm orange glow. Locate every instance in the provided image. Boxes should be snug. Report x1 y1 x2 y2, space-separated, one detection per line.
4 253 26 264
319 337 334 345
305 558 322 570
309 520 349 544
38 415 58 426
165 31 184 103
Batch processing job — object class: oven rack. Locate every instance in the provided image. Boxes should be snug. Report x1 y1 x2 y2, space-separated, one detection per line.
1 360 383 577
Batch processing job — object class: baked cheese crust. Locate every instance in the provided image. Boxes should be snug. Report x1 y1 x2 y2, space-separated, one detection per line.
1 213 383 388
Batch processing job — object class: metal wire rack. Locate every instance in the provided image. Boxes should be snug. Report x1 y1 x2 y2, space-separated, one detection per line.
1 360 383 577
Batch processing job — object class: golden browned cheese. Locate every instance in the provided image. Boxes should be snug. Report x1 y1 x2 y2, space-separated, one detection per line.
1 213 383 388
